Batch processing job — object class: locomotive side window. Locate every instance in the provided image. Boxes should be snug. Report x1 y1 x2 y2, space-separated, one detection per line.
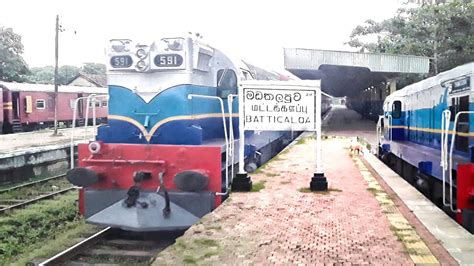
36 99 46 109
217 69 237 98
392 100 402 119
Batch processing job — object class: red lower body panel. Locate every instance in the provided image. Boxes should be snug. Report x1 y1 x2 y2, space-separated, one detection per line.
77 143 223 216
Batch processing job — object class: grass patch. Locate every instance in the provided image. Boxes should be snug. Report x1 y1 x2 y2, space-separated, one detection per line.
251 181 266 192
265 172 279 177
0 173 66 191
0 178 71 201
204 250 219 258
295 138 307 145
278 148 291 156
0 192 81 263
13 221 100 265
175 238 187 250
183 255 197 264
366 187 380 195
205 225 222 231
172 238 221 264
194 238 219 247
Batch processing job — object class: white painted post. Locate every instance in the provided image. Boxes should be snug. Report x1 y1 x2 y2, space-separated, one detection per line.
315 87 323 174
238 87 245 174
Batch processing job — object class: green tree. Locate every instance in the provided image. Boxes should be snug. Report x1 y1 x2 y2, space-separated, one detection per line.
81 62 106 75
0 27 29 82
59 65 80 84
347 0 474 76
26 66 54 84
26 65 80 84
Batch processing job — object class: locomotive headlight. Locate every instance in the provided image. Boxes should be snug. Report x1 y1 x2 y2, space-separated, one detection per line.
136 48 147 59
136 60 148 71
110 39 131 52
88 141 102 154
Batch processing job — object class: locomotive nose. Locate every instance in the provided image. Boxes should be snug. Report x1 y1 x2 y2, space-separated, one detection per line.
67 167 99 187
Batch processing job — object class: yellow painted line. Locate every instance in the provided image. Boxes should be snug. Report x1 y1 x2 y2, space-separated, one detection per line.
352 154 438 264
388 125 474 137
108 113 239 142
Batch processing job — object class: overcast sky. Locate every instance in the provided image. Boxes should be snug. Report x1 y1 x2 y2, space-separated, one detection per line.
2 0 408 71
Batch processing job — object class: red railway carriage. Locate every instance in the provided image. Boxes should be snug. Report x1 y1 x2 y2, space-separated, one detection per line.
0 81 108 133
0 91 3 134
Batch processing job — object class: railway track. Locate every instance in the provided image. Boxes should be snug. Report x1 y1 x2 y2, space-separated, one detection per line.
0 174 77 214
37 227 183 265
0 173 67 194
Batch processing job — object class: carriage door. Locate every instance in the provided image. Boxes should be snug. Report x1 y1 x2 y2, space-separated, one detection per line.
391 100 404 140
77 93 84 118
12 92 20 119
454 96 469 152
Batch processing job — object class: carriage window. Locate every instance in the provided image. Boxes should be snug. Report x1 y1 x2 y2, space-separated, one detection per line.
36 99 46 109
88 100 101 108
101 100 108 107
217 69 237 98
392 100 401 119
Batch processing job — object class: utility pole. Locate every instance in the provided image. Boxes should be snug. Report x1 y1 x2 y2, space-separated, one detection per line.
52 15 61 136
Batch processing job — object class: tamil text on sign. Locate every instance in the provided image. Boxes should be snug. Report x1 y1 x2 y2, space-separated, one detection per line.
241 82 319 131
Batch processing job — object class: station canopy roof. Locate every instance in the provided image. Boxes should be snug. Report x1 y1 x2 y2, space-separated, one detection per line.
284 48 430 97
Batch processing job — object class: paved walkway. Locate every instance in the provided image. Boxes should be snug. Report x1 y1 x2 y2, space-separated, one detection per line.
154 136 430 265
323 105 377 148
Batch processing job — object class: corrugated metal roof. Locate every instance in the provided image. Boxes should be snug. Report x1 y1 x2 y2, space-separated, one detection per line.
0 81 108 94
284 48 430 74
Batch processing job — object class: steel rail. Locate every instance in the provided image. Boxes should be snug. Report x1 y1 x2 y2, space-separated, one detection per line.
0 174 67 194
0 186 77 214
38 227 112 266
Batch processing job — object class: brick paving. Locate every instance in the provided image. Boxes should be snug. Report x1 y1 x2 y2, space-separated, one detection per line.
153 136 416 265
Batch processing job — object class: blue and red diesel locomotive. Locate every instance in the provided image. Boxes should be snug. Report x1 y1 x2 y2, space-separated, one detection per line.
67 35 331 231
378 62 474 233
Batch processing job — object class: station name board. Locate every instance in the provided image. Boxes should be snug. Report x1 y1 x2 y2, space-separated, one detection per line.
241 82 319 131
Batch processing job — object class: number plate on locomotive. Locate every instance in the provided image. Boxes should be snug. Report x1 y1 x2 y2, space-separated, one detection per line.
110 56 133 68
154 54 183 67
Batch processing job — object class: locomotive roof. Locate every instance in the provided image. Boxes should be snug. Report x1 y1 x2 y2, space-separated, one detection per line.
0 81 108 94
388 62 473 99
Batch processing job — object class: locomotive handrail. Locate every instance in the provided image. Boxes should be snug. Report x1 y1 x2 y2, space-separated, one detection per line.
440 109 451 207
187 94 230 196
448 110 474 213
70 94 109 169
386 114 393 142
376 115 383 146
84 94 109 139
71 96 91 169
84 94 96 139
227 94 238 187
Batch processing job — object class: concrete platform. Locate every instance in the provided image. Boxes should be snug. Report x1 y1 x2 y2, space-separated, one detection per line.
0 127 95 155
0 127 96 184
153 135 451 264
322 105 377 148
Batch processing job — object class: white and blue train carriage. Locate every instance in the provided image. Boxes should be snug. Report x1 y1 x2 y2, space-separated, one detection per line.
378 62 474 233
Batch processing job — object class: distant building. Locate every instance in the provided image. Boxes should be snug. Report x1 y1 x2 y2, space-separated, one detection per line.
67 73 107 87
